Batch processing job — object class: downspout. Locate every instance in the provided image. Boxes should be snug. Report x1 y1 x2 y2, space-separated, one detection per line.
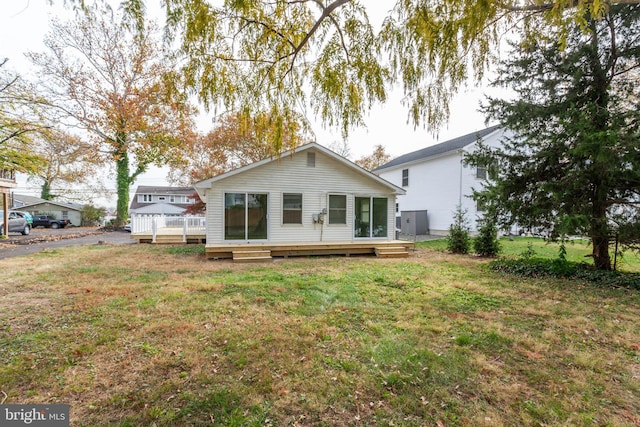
458 150 464 207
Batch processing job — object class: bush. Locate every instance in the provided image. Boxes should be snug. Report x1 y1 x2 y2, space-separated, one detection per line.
447 206 471 254
474 217 501 257
488 258 640 290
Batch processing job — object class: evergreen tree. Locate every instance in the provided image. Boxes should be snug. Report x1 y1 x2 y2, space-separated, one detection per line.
467 5 640 271
447 206 471 255
474 216 501 257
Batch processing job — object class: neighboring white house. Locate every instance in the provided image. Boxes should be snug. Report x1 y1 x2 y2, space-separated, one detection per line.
195 142 409 259
374 126 508 236
129 186 197 216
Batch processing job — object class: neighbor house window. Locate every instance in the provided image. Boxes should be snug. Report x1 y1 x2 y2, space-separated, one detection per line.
476 166 487 180
402 169 409 187
328 194 347 224
158 196 166 201
170 196 175 203
283 193 303 224
142 194 151 202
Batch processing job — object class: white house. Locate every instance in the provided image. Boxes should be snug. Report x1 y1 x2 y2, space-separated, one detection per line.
194 142 412 260
374 126 508 236
129 186 197 216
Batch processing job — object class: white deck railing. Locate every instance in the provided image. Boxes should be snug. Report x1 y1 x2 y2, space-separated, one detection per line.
131 215 206 243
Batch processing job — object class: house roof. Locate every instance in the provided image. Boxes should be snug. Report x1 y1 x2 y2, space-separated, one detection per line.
133 186 195 196
374 125 502 171
131 203 188 215
12 194 83 212
194 142 405 197
12 194 47 208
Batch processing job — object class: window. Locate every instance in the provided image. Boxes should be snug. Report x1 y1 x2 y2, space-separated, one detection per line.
476 166 487 180
170 196 175 203
61 211 69 220
396 203 399 213
224 192 268 240
283 193 303 224
402 169 409 187
142 194 151 202
328 194 347 224
355 197 388 238
307 152 316 167
158 196 166 201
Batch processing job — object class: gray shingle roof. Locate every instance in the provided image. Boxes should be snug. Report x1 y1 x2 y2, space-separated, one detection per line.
374 125 501 171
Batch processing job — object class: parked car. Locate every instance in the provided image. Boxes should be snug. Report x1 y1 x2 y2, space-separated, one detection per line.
31 215 69 229
0 210 31 235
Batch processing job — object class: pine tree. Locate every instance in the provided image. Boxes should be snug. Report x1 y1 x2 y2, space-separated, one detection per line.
447 206 471 255
467 5 640 270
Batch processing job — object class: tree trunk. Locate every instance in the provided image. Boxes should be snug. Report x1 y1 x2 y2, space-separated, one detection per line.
115 132 130 227
591 192 612 271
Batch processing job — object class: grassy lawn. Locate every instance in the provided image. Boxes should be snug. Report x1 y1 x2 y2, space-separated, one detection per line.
1 243 638 426
419 236 640 272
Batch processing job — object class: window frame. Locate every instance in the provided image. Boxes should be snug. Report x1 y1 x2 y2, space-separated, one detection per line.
282 193 303 225
402 169 409 187
328 194 347 225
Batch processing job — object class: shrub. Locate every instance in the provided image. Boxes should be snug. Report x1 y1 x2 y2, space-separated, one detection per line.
447 206 471 254
474 217 501 257
488 258 640 290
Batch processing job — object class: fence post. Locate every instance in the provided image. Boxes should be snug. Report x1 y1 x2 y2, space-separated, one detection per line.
183 217 187 243
152 217 157 243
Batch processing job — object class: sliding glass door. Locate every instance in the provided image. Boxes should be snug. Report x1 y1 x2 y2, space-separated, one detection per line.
354 197 388 238
224 193 268 240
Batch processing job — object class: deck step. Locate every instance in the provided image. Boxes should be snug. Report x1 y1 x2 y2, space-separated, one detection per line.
375 246 410 258
232 250 273 263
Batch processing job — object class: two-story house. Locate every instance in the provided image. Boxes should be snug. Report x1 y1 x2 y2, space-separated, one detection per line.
129 186 197 216
374 126 507 236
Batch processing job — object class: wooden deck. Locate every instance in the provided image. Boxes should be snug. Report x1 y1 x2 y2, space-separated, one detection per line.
131 227 206 244
205 240 414 262
131 225 414 261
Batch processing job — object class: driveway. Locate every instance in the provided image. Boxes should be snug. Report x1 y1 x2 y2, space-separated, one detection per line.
0 227 135 260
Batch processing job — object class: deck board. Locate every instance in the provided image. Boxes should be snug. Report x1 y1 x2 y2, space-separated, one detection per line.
205 240 414 259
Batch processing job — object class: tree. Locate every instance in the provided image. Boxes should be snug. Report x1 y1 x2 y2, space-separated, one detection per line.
25 5 196 225
28 127 100 201
467 5 640 271
355 144 391 171
80 204 106 226
473 216 501 257
169 111 313 185
0 59 44 174
447 206 471 254
72 0 640 143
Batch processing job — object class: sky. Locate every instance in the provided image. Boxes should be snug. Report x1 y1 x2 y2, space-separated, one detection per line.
1 0 498 208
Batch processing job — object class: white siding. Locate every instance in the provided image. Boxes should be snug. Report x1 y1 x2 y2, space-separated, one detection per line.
204 149 397 244
378 129 506 235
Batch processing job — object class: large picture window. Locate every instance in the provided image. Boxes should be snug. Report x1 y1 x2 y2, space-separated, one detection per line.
328 194 347 224
283 193 302 224
224 192 268 240
354 197 388 238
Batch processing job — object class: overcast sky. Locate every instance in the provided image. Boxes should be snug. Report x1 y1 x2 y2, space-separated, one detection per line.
1 0 498 206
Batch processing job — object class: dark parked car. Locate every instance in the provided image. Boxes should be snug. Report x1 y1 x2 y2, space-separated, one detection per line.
0 211 31 235
31 215 69 229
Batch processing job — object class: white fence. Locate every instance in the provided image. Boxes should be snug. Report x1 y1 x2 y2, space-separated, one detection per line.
131 215 206 243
